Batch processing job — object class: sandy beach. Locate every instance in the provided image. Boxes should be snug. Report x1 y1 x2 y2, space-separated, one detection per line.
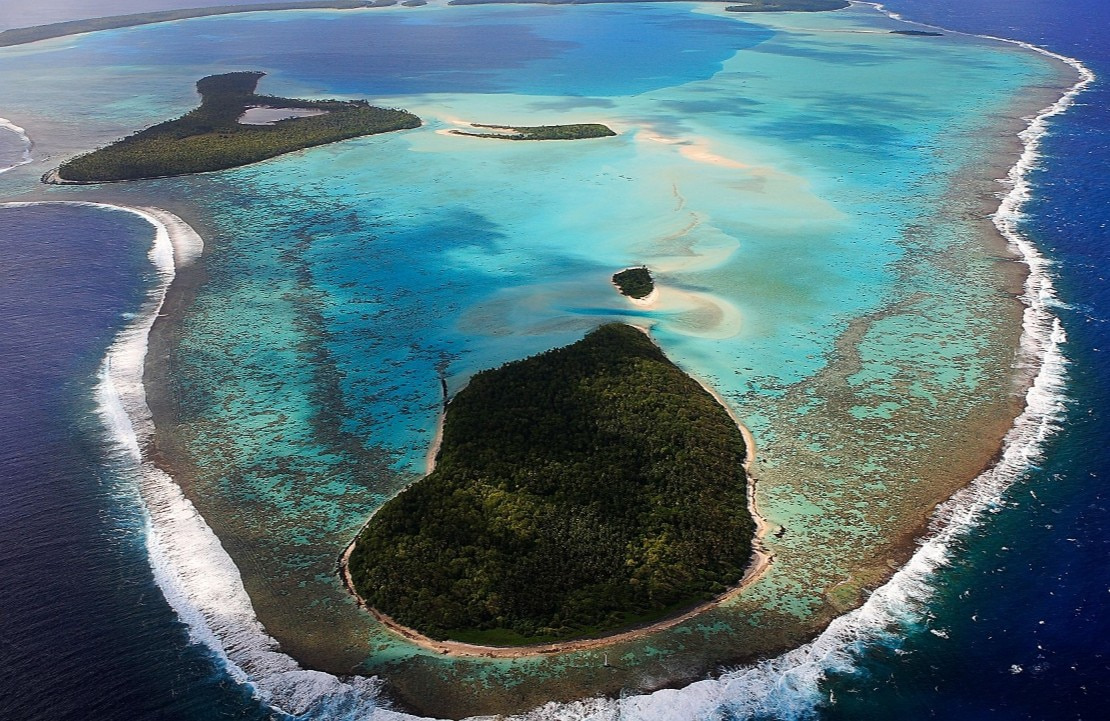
0 3 1081 716
338 326 772 660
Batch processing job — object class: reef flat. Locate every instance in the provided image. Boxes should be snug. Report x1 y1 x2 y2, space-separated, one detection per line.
0 1 1075 717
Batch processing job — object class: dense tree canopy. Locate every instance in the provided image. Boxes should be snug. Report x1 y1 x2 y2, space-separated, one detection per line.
613 267 654 299
725 0 849 12
450 123 616 141
54 71 420 182
348 323 755 645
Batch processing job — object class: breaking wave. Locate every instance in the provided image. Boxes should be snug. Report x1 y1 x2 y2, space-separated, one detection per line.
520 15 1088 721
10 8 1089 719
0 200 386 720
0 117 33 174
474 14 1090 721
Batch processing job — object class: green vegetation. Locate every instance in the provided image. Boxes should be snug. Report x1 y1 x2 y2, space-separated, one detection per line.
449 0 738 5
725 0 849 12
450 123 616 141
612 266 655 300
348 323 754 644
53 71 419 182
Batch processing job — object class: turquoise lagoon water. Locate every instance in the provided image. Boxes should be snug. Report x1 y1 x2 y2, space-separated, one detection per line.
0 2 1069 715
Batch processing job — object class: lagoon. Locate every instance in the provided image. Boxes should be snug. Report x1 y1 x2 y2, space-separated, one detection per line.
0 2 1075 717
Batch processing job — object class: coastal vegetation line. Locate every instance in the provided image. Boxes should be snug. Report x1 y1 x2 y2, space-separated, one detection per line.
449 123 616 141
612 266 654 299
450 0 847 10
49 71 420 183
723 0 848 12
346 323 757 646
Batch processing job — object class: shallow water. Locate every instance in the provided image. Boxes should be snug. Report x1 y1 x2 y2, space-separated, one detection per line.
0 2 1084 718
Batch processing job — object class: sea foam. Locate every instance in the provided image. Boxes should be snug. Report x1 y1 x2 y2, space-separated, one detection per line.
0 117 33 174
10 11 1092 720
479 16 1091 721
541 15 1089 721
0 200 385 719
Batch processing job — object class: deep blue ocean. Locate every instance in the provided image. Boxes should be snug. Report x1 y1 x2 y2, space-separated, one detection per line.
817 2 1110 719
1 2 1107 720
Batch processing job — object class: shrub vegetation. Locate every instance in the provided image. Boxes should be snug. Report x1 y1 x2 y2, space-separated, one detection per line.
55 71 420 182
725 0 849 12
612 267 654 299
348 323 755 645
450 123 615 141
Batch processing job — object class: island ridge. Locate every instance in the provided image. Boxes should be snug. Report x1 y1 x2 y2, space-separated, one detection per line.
346 323 757 646
49 71 419 182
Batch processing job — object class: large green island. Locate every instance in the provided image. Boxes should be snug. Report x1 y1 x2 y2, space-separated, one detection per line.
346 323 757 646
49 71 420 182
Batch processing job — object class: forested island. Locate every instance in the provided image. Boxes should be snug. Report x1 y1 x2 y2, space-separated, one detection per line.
612 266 654 299
50 71 419 182
347 323 755 646
725 0 849 12
450 123 616 141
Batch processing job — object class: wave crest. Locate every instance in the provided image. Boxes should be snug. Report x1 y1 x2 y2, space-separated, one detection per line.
9 12 1089 718
0 200 385 719
0 117 33 174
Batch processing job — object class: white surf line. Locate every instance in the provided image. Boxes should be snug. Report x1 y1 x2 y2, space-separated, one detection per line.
867 0 1099 97
488 11 1093 721
500 56 1084 721
0 11 1090 721
0 117 33 173
1 200 387 720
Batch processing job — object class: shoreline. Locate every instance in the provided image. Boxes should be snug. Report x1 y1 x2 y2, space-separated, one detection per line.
102 49 1091 716
0 117 33 174
702 35 1090 717
16 199 386 716
337 341 773 659
424 406 446 476
0 3 1088 717
611 266 660 308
